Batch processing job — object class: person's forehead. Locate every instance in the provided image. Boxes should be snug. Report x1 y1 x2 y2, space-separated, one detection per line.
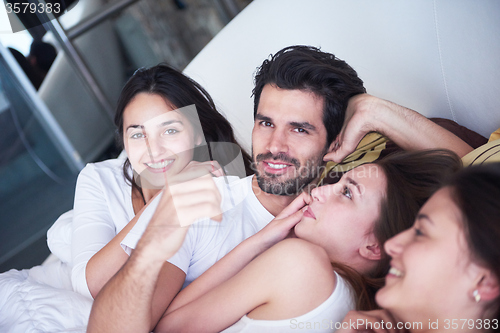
421 188 464 230
257 85 325 125
346 164 387 191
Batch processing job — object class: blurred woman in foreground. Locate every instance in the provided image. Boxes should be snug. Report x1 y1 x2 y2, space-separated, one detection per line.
339 163 500 333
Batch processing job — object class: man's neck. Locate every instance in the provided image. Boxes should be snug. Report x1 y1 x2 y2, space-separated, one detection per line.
251 175 297 217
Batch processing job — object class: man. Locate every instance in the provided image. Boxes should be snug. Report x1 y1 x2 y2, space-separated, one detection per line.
88 46 471 332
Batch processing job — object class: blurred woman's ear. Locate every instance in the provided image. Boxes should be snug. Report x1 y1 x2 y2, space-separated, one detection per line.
474 270 500 303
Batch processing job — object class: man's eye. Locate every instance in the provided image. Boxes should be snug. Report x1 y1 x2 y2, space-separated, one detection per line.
342 186 352 199
260 121 273 127
165 128 178 135
131 133 145 139
294 128 308 134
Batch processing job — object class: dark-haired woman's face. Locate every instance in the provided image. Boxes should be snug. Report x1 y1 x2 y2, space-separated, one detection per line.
377 188 486 323
294 164 386 267
122 93 201 188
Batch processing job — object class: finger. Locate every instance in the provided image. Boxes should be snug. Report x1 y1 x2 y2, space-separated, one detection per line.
275 192 309 219
325 123 366 163
184 160 225 177
169 179 223 225
208 160 225 177
278 209 304 230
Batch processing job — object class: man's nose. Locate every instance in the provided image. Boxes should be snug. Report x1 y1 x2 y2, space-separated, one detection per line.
267 129 288 155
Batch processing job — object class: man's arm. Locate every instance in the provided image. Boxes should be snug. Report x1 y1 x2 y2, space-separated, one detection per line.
88 169 223 332
88 246 185 332
87 182 189 332
325 94 474 162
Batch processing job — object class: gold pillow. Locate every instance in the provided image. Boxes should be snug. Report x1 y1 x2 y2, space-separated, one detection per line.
462 138 500 166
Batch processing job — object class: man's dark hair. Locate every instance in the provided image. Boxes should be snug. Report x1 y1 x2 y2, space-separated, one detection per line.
252 45 366 145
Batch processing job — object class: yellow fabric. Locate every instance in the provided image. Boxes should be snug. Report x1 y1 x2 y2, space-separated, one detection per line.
489 128 500 142
320 132 388 182
321 129 500 180
462 138 500 166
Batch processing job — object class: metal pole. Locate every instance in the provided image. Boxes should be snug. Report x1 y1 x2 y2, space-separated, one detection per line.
34 0 115 121
67 0 140 40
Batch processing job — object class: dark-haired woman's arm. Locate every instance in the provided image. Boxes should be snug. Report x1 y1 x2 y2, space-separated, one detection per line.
156 238 335 333
163 193 308 316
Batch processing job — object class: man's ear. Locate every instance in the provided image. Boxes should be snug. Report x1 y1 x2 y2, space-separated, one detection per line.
475 271 500 302
359 242 381 261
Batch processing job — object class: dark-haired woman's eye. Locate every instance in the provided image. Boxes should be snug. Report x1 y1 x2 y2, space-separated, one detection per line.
342 186 352 199
165 128 178 135
131 132 145 139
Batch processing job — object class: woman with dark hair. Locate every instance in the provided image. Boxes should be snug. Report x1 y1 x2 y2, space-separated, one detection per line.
71 63 250 299
338 163 500 333
149 149 461 332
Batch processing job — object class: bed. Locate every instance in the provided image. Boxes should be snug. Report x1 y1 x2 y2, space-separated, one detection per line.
1 0 500 332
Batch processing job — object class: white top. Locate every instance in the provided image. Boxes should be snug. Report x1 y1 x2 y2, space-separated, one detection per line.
121 175 274 288
71 158 135 299
222 272 355 333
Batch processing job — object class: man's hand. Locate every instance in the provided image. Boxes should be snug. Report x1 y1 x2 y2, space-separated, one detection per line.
137 163 223 262
337 310 409 333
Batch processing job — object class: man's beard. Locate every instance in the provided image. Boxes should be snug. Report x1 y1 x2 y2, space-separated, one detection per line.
253 151 326 196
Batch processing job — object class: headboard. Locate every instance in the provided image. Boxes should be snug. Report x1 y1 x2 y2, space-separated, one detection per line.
184 0 500 152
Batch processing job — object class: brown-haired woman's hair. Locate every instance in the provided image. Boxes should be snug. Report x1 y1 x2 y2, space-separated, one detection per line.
447 162 500 321
114 63 253 201
334 149 462 311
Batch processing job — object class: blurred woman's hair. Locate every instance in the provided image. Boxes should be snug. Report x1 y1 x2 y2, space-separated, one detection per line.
447 162 500 320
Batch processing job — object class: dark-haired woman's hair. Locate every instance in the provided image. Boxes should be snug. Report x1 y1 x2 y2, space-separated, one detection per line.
335 149 462 311
114 63 252 199
252 45 366 145
447 162 500 321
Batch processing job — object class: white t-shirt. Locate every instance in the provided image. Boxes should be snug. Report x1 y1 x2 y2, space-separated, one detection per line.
222 272 355 333
71 158 135 299
121 175 274 287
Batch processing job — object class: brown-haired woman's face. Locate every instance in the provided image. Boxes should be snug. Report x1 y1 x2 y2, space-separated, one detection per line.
294 164 386 265
122 93 201 188
377 188 484 323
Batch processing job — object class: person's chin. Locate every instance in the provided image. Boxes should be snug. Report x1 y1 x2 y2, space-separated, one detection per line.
374 284 399 310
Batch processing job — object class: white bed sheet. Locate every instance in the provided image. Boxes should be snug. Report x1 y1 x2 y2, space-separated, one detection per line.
0 210 92 333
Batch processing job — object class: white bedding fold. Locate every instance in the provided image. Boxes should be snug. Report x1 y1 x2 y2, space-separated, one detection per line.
0 260 92 333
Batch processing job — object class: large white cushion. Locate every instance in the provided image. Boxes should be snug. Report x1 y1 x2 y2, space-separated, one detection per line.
184 0 500 151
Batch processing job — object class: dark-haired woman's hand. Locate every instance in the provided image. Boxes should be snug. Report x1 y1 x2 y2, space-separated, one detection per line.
250 192 310 253
182 160 225 178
